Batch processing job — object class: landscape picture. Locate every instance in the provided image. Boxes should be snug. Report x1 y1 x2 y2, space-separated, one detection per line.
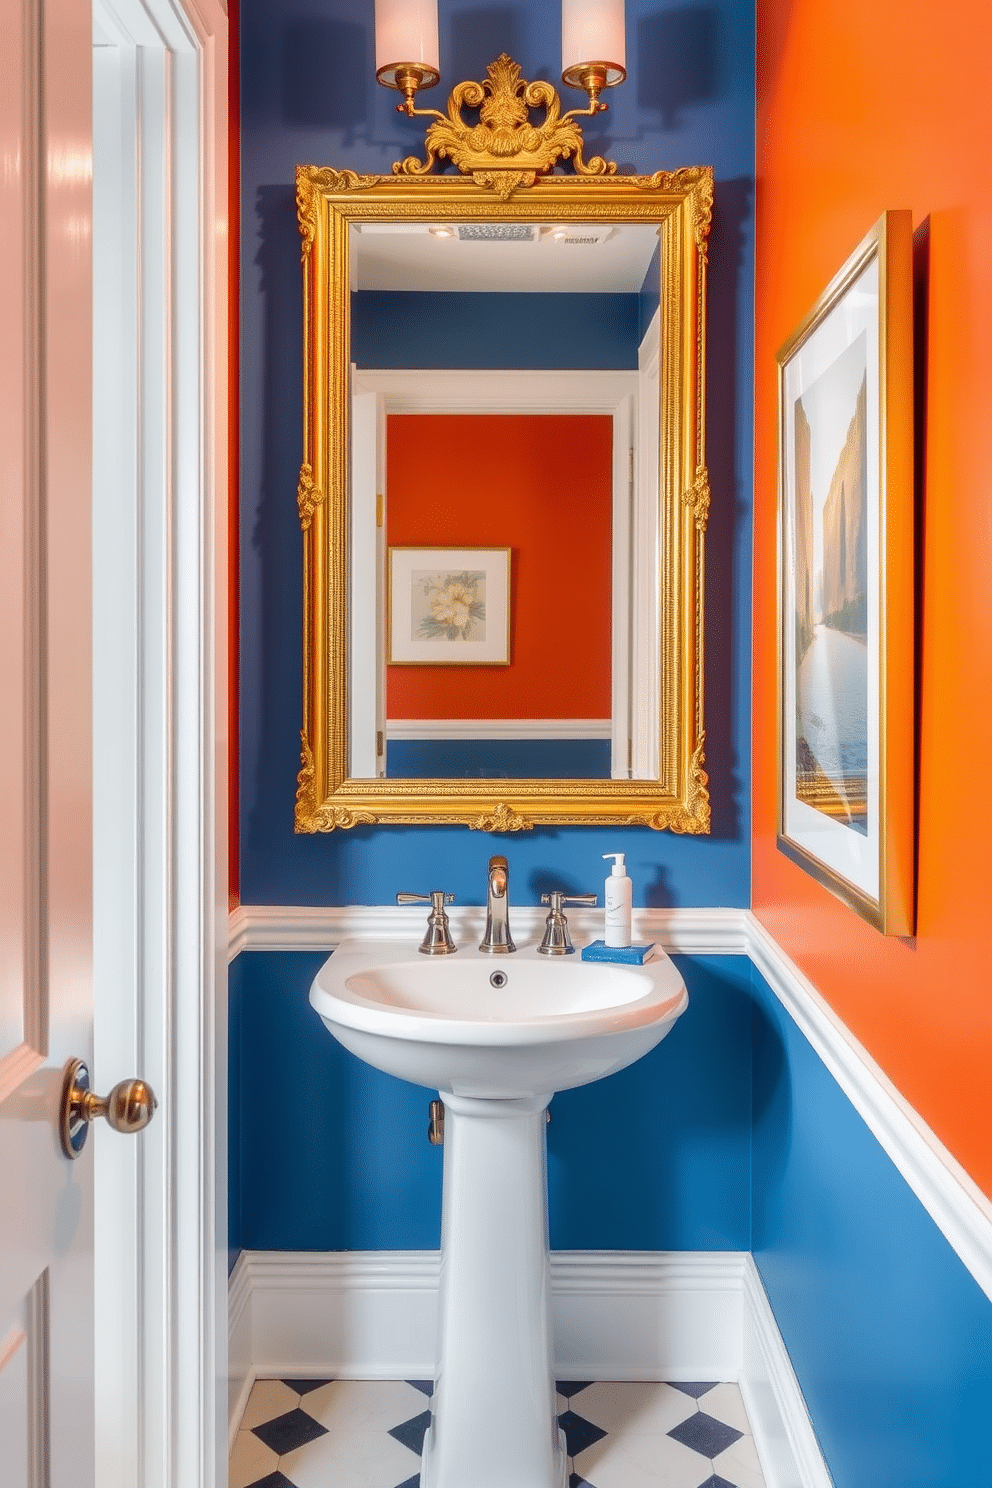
793 333 869 834
777 213 915 933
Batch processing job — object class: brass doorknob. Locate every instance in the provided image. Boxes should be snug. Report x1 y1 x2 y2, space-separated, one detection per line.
59 1057 158 1159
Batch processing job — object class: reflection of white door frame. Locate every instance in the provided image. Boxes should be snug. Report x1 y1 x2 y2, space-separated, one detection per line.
351 369 641 778
92 2 228 1486
350 386 387 778
632 310 661 780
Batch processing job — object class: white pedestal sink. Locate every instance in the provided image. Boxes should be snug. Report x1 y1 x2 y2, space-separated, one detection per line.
310 940 688 1488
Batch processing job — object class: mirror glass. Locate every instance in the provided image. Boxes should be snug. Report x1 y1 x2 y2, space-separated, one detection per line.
347 219 663 784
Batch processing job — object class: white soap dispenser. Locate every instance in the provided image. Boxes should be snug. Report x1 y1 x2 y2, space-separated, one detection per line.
602 852 632 947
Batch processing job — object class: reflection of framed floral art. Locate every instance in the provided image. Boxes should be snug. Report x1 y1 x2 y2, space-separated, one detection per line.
388 547 511 666
777 212 915 934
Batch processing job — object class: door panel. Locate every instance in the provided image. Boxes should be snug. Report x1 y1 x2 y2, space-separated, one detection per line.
0 0 35 1065
0 0 95 1484
0 1281 44 1488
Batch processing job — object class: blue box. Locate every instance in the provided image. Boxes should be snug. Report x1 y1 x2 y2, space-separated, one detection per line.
580 940 656 965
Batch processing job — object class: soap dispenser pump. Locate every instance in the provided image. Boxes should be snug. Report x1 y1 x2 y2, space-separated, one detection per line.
602 852 632 947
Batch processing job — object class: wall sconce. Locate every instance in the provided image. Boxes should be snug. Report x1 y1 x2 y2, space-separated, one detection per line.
375 0 626 117
375 0 441 115
561 0 626 112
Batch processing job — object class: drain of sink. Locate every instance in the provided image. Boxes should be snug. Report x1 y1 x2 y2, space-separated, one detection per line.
489 970 507 989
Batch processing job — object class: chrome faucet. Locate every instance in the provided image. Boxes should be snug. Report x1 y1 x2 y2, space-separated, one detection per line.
479 855 516 954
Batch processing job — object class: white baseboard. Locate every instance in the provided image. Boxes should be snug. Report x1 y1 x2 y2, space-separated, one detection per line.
386 718 612 742
227 1257 253 1451
740 1257 833 1488
238 1250 441 1381
550 1251 745 1381
228 1248 830 1487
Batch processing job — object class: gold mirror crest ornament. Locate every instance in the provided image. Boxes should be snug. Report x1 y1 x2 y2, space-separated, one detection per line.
294 60 712 834
391 53 619 199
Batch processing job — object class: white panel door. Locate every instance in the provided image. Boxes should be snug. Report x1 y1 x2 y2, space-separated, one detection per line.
1 0 227 1479
0 0 96 1482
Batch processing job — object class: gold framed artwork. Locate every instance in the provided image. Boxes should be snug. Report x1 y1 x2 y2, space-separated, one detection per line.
293 56 713 833
388 547 511 666
776 211 915 934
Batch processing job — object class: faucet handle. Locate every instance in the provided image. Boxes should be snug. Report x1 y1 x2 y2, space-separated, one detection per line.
396 891 457 955
538 891 597 956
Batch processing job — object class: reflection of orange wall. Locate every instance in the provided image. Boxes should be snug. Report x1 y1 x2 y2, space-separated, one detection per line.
754 0 992 1193
386 414 612 720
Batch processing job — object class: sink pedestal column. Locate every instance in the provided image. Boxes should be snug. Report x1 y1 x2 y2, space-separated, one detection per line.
420 1092 567 1488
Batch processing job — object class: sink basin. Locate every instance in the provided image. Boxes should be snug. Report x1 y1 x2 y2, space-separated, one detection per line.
310 935 688 1488
310 939 688 1099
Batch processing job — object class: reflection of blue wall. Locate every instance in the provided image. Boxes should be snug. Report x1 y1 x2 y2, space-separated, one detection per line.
386 738 611 779
229 949 992 1483
352 292 640 370
239 0 756 907
639 240 661 338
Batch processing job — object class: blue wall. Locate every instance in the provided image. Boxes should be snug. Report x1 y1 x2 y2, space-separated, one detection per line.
238 0 756 908
229 951 752 1251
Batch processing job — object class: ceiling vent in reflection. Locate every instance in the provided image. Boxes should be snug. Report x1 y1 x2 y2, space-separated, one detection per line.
456 224 537 242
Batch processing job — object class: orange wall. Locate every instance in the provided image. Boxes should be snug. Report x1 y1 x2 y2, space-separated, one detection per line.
386 413 613 720
754 0 992 1194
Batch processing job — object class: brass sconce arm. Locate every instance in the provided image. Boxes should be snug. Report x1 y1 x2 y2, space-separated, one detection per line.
561 60 627 117
376 60 442 116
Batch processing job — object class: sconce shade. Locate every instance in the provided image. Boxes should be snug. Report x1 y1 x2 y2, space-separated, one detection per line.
375 0 439 74
562 0 626 84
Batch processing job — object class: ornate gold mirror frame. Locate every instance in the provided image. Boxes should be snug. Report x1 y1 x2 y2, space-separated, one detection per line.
295 58 712 834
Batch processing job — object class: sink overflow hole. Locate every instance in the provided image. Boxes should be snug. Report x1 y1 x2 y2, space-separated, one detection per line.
489 970 507 988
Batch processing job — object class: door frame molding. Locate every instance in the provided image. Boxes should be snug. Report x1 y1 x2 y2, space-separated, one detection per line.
351 369 639 779
91 0 228 1484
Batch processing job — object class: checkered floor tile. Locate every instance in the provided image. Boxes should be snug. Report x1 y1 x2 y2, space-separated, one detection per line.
230 1377 766 1488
